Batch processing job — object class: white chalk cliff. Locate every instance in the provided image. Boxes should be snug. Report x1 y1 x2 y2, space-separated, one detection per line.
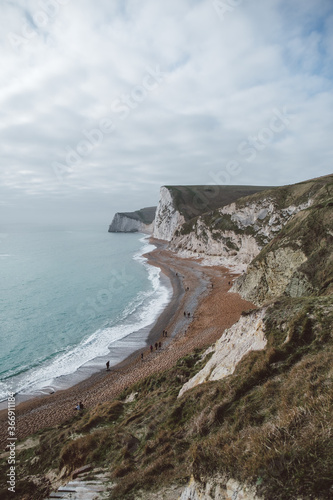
170 199 312 272
231 245 312 306
153 187 185 241
178 309 267 398
109 213 154 234
108 207 156 234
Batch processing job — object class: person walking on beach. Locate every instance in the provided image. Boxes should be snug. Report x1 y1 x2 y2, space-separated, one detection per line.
150 344 153 353
141 353 144 361
155 342 158 350
106 361 110 371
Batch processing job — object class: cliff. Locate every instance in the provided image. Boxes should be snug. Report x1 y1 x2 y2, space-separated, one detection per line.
232 177 333 305
178 308 267 398
108 206 156 234
153 186 186 241
169 175 332 274
175 174 333 400
153 184 272 241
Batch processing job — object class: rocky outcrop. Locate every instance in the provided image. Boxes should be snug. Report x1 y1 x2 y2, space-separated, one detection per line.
178 309 267 398
134 476 261 500
232 247 313 306
179 475 262 500
153 187 185 241
108 207 156 234
170 199 312 272
153 185 273 244
232 184 333 306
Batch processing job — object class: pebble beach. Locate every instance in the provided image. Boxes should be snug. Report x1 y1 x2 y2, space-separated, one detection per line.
0 241 255 449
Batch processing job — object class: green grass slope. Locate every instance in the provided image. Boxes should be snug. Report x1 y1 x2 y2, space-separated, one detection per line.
166 185 272 221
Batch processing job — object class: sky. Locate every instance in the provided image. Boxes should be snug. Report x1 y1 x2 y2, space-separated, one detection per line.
1 0 333 226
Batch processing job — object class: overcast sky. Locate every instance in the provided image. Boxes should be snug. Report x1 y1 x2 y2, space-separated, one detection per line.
1 0 333 226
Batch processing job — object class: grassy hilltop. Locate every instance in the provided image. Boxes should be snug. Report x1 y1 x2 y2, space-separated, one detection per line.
118 207 157 224
166 184 273 221
0 175 332 500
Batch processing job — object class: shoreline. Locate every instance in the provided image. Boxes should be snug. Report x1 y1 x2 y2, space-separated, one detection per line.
0 241 255 449
0 237 173 410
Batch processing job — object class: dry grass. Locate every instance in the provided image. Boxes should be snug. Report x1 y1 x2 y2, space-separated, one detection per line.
1 297 332 500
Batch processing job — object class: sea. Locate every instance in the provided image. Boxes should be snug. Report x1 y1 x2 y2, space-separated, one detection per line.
0 225 171 405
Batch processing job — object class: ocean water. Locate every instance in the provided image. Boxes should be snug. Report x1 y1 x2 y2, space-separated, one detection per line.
0 225 170 402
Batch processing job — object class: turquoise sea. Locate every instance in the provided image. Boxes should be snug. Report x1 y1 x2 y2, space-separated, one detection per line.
0 225 170 402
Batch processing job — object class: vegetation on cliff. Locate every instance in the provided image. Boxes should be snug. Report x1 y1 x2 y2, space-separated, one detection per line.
177 174 332 245
1 296 332 499
0 175 332 499
166 184 272 221
234 175 333 303
118 207 157 224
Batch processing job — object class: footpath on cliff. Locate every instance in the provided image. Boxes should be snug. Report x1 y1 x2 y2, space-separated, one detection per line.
0 242 255 448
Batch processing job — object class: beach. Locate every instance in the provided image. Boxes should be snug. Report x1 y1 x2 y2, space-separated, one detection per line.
0 241 255 449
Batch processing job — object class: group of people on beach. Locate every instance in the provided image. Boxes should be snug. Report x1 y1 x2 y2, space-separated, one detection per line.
139 328 168 361
150 341 162 353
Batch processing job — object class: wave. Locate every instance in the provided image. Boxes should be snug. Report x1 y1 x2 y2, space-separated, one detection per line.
0 237 171 401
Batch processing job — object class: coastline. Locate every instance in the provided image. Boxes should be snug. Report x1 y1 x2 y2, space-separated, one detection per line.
0 240 255 449
0 236 172 410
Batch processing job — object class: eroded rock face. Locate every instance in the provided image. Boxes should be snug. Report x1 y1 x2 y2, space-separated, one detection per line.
179 475 261 500
232 247 313 306
153 187 185 241
178 309 267 398
170 199 312 272
170 222 260 273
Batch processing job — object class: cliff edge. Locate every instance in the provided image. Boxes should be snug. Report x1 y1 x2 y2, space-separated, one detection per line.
108 206 156 234
153 184 272 241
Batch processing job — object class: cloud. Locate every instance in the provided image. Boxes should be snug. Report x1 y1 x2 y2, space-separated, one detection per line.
0 0 332 224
